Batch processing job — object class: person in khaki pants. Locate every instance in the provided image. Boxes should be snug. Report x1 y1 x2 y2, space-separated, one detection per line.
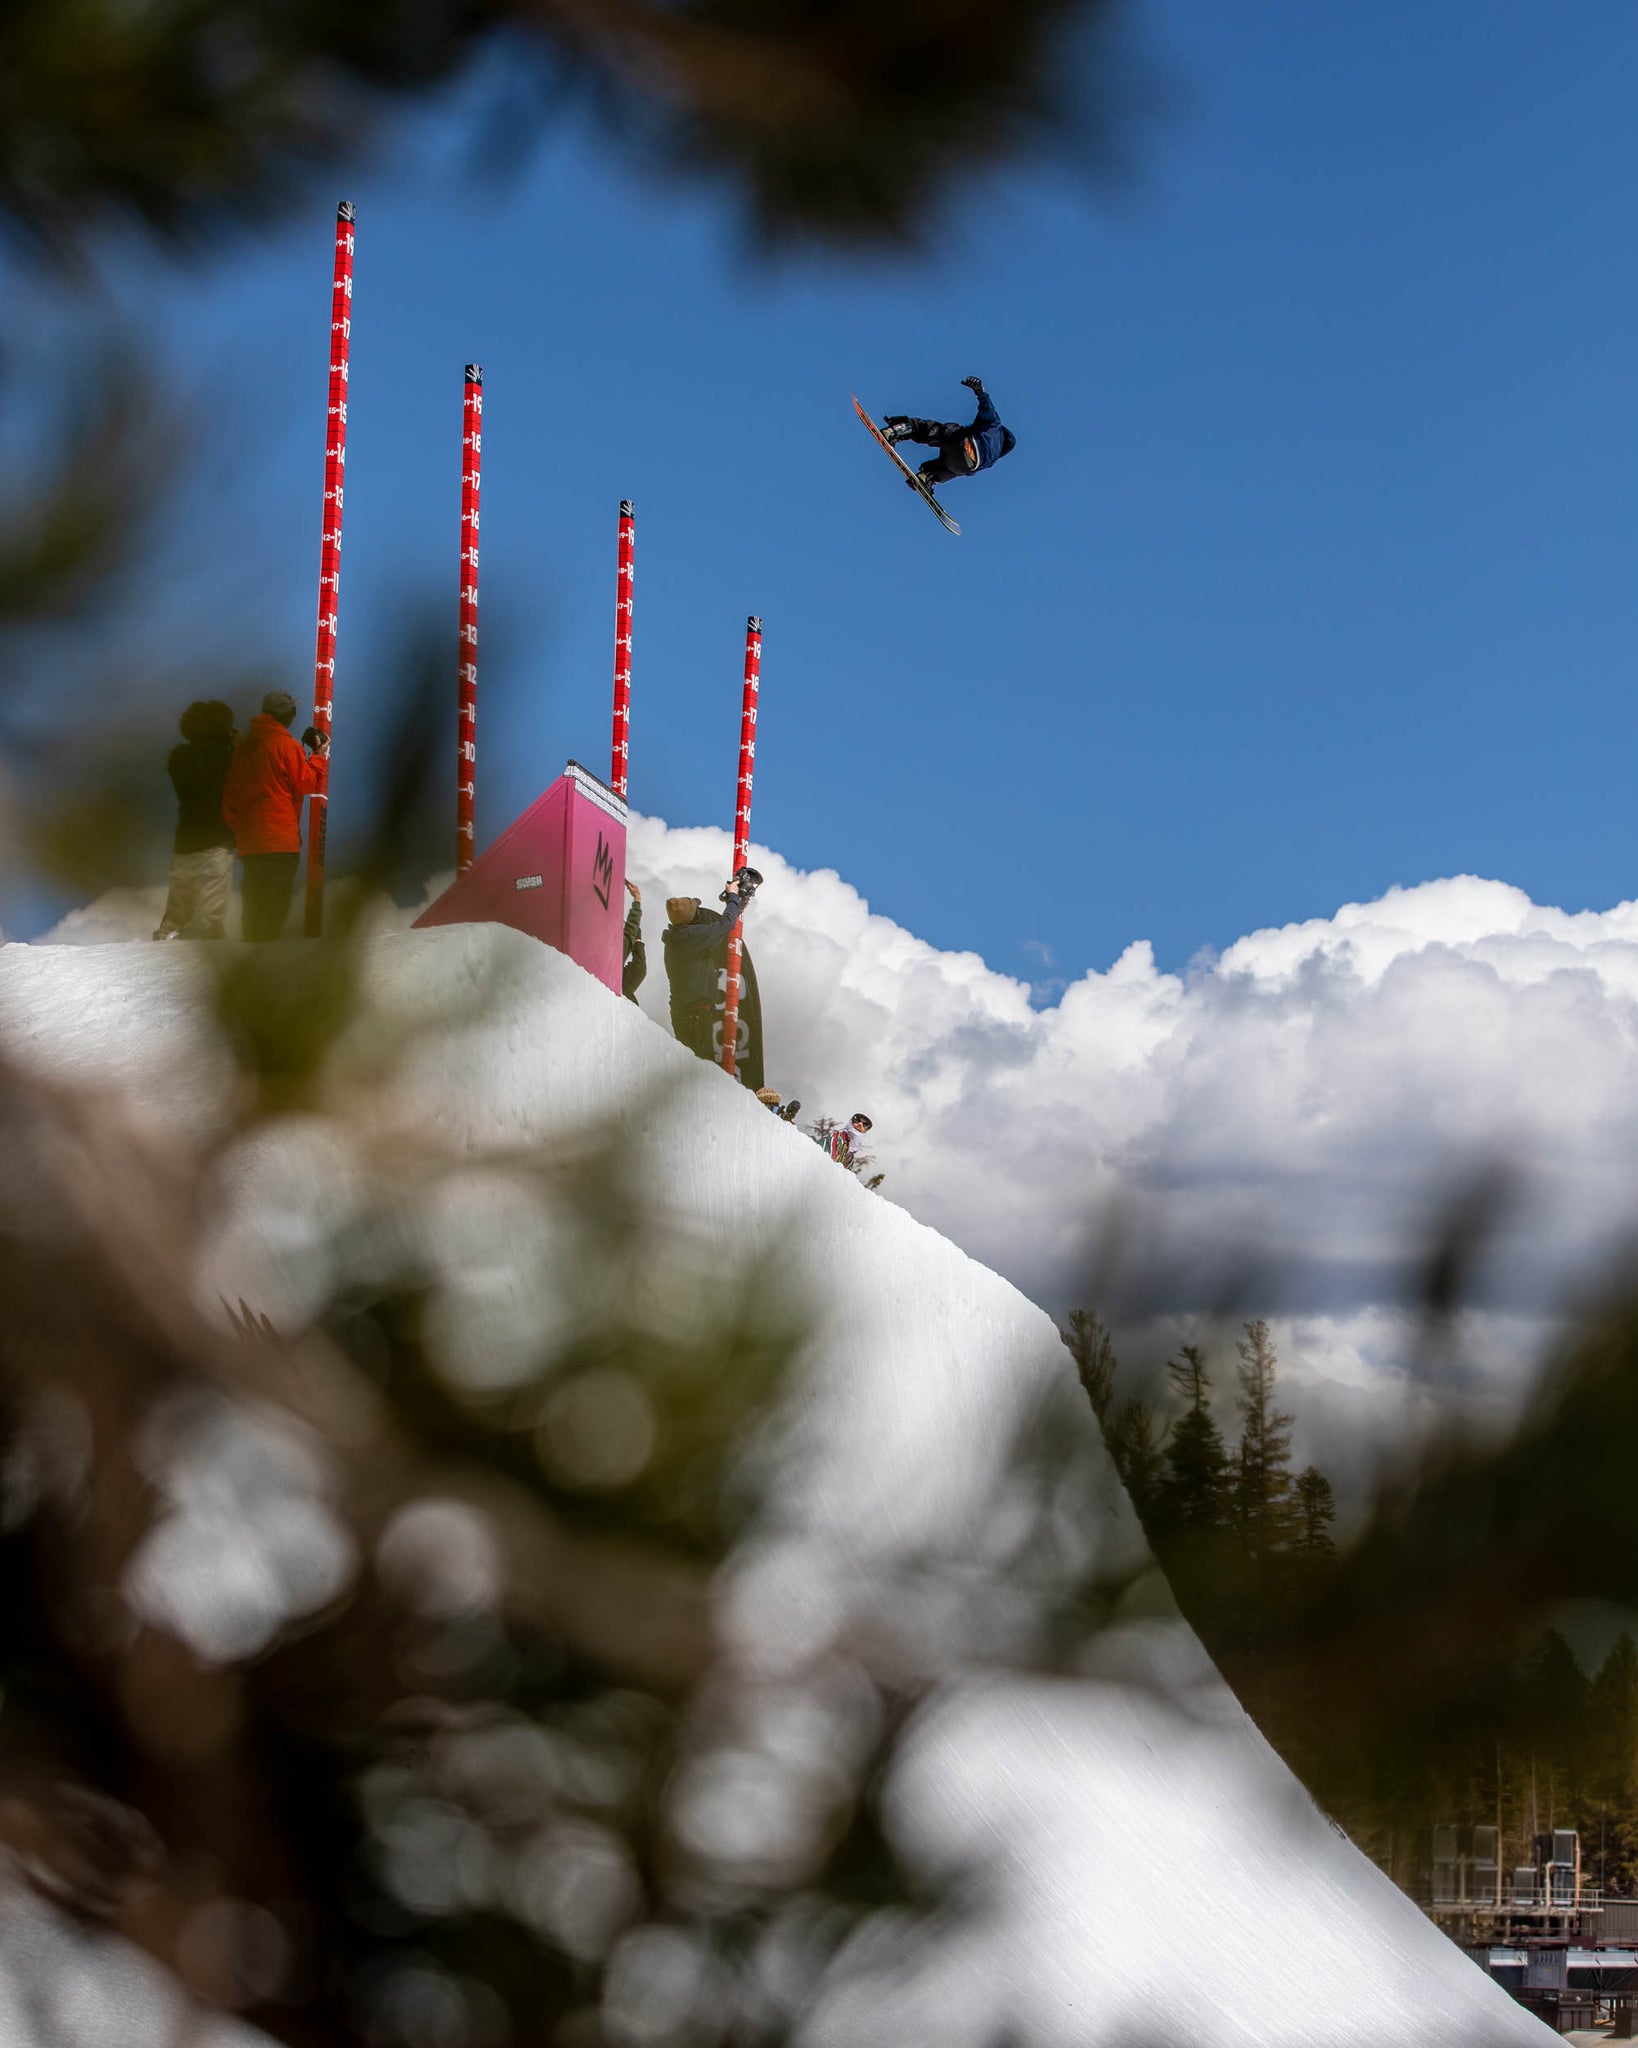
154 699 237 940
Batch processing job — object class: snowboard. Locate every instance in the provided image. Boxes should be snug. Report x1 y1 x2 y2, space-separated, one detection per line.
852 395 961 536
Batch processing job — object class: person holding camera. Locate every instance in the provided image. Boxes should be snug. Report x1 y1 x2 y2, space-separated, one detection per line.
661 866 762 1069
221 689 329 942
622 878 646 1001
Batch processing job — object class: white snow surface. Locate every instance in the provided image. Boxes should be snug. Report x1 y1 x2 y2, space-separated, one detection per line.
0 927 1550 2046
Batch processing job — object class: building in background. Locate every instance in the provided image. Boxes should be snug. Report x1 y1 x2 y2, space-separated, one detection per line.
1424 1825 1638 2035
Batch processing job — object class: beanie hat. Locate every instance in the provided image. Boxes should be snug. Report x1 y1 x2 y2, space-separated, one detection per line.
179 698 234 744
261 689 299 726
666 896 700 925
756 1088 782 1106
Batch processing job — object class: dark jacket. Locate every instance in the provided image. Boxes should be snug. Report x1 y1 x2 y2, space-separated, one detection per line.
966 383 1016 473
662 889 764 1088
661 888 751 1012
622 897 647 1001
167 737 236 856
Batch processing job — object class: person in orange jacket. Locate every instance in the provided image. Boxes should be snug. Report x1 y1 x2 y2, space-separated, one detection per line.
221 689 329 941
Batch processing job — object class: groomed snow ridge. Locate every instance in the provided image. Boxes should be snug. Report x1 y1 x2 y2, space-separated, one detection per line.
0 924 1553 2047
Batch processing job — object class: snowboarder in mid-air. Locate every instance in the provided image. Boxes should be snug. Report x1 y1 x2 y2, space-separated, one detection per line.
880 377 1015 491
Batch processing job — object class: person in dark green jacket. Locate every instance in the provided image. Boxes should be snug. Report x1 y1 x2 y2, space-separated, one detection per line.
622 878 646 1001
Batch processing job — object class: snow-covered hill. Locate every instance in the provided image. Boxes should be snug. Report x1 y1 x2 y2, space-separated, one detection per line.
0 926 1550 2046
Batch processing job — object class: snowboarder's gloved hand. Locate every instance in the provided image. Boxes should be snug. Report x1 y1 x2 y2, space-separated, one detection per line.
961 375 984 393
301 726 329 753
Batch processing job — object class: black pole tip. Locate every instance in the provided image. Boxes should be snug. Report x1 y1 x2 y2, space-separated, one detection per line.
747 614 762 633
465 363 483 383
337 200 355 222
620 500 634 517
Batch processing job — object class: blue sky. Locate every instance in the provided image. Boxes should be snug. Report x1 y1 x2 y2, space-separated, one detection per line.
21 0 1638 983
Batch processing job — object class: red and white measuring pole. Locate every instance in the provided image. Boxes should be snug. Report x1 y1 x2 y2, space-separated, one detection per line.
610 500 635 799
304 199 355 936
720 613 762 1079
456 364 483 873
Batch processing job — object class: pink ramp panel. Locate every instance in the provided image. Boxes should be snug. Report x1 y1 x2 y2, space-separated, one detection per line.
414 760 627 994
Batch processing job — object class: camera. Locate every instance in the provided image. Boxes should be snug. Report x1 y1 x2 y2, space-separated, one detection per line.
719 866 763 904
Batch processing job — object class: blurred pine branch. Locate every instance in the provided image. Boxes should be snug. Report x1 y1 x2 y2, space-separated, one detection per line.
0 0 1151 259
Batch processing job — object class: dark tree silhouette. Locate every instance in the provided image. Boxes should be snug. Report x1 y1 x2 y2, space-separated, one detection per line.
0 0 1151 260
1292 1466 1337 1559
1062 1306 1117 1422
1155 1343 1228 1537
1103 1394 1168 1521
1232 1318 1296 1563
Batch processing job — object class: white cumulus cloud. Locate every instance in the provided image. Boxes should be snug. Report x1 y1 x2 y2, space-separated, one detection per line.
625 822 1638 1459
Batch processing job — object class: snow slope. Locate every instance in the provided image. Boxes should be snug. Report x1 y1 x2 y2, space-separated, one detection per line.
0 927 1550 2047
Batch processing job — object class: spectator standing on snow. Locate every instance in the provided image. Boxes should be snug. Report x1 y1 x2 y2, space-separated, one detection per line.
827 1112 874 1168
622 878 646 1001
662 867 761 1067
154 699 238 941
221 690 328 942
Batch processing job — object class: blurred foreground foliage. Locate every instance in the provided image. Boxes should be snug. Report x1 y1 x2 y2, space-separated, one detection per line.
0 921 1136 2045
0 0 1147 259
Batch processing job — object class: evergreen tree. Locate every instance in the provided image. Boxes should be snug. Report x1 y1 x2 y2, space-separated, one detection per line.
1591 1633 1638 1891
1060 1312 1166 1522
1155 1343 1228 1536
1521 1630 1591 1833
1062 1307 1117 1423
1103 1397 1169 1524
1232 1318 1296 1561
1592 1633 1638 1801
1292 1465 1337 1558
